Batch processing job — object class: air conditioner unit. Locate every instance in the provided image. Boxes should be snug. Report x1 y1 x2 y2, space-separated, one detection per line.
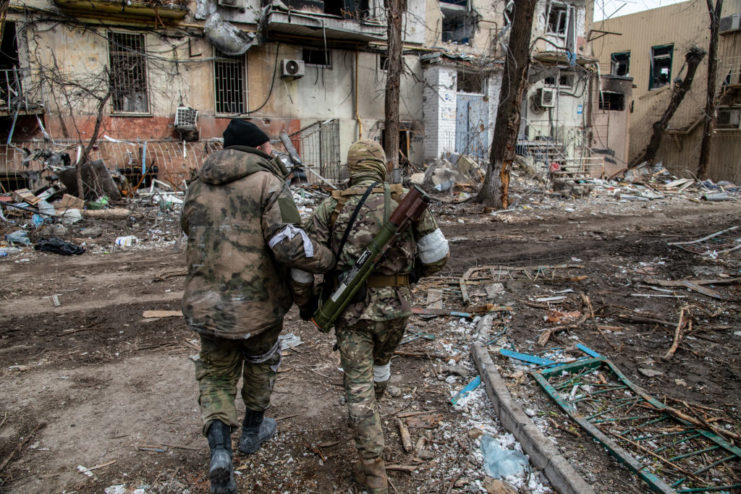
719 13 741 33
717 107 741 129
175 106 198 131
540 87 556 107
218 0 241 7
281 59 305 79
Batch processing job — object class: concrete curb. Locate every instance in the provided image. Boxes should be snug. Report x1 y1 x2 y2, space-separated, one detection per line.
471 342 595 494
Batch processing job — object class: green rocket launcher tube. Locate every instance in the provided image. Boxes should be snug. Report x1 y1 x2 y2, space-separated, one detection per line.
312 185 430 332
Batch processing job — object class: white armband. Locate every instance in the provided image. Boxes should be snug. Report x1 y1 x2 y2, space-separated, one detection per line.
290 268 313 284
373 362 391 383
268 225 314 258
417 228 449 264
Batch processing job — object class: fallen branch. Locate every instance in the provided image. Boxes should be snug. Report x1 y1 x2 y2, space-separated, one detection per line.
385 464 418 472
0 423 46 472
663 307 688 360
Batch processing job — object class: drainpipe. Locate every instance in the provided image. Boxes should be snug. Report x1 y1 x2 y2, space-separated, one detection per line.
355 50 363 139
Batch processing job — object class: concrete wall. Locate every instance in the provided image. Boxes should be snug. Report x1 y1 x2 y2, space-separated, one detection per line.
422 65 457 159
593 0 741 181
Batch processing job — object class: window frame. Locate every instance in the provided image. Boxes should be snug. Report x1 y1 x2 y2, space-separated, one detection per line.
546 2 569 38
610 51 630 77
213 49 247 116
108 31 150 116
302 48 332 68
649 44 673 90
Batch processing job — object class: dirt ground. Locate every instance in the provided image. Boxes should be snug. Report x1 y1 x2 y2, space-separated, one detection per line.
0 183 739 493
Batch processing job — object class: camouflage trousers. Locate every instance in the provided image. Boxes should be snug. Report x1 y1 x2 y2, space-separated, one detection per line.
195 323 283 436
336 317 408 460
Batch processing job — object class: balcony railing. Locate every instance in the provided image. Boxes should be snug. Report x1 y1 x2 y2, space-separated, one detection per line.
0 68 43 116
54 0 188 20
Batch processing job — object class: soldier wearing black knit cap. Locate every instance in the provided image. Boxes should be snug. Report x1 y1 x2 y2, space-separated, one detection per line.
182 119 335 494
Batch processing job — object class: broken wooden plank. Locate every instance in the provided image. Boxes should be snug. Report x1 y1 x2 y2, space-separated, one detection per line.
142 310 183 319
644 278 727 299
397 419 413 453
460 267 477 305
426 288 443 310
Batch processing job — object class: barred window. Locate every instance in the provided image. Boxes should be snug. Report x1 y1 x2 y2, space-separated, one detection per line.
214 50 246 114
108 32 149 113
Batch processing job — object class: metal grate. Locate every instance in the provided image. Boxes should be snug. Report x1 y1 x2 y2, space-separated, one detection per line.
533 357 741 493
290 119 342 184
175 106 198 130
214 50 245 114
108 32 149 113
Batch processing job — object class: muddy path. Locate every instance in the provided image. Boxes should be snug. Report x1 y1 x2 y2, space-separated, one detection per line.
0 199 738 493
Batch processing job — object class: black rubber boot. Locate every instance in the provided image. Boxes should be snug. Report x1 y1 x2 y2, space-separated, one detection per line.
374 380 389 400
207 420 237 494
238 410 277 455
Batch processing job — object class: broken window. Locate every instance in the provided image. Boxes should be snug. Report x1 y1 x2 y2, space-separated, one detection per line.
547 3 568 37
379 55 388 71
214 49 246 114
649 44 673 90
108 32 149 113
457 71 483 93
611 52 630 76
303 48 331 68
544 71 574 89
441 8 476 44
599 91 625 111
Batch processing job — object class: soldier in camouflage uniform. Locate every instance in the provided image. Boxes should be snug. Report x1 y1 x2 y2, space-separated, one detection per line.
303 139 449 494
181 119 335 494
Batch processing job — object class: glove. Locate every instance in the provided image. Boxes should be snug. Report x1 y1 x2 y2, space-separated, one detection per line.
299 293 319 322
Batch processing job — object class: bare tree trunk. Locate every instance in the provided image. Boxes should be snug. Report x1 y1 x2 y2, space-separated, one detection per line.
631 46 706 167
384 0 403 183
697 0 723 179
76 91 111 199
476 0 536 208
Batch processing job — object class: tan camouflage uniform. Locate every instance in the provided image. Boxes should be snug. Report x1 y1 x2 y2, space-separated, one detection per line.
305 140 449 493
182 146 335 435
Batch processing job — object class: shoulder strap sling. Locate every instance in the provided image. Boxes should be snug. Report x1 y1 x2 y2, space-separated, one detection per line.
336 181 379 258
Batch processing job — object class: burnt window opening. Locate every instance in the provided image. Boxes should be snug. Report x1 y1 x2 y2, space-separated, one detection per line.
503 0 515 26
0 22 19 68
457 71 483 93
441 8 476 44
611 52 630 76
324 0 343 16
547 3 568 37
108 32 149 114
649 44 673 90
599 91 625 111
544 71 574 89
439 0 467 6
303 48 331 68
214 50 246 114
379 55 388 71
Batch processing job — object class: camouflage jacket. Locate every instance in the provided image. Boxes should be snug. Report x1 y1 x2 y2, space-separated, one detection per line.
306 178 448 326
181 147 335 339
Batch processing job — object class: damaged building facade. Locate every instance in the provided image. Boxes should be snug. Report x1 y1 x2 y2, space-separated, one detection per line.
593 0 741 183
0 0 596 188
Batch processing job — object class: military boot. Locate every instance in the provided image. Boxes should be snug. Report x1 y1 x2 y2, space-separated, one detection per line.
206 420 237 494
352 457 389 494
374 380 389 400
238 410 277 455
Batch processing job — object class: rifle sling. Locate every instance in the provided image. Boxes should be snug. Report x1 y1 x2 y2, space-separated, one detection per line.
336 181 379 263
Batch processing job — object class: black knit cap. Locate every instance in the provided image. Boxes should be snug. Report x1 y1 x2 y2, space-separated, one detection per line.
223 119 269 148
